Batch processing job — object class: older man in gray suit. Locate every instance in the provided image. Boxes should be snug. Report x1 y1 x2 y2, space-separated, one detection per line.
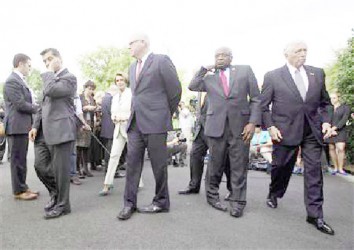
189 47 261 218
29 48 77 219
117 34 182 220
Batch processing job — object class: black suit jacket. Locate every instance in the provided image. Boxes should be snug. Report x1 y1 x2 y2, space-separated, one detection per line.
189 65 261 138
3 72 38 135
127 53 182 134
261 65 332 146
33 69 77 145
100 92 115 139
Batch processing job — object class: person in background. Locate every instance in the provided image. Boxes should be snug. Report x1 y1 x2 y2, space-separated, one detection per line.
4 53 39 200
166 130 187 167
91 90 105 171
0 101 6 164
77 80 96 178
178 101 193 147
325 92 351 175
100 84 119 171
249 126 273 164
99 73 132 196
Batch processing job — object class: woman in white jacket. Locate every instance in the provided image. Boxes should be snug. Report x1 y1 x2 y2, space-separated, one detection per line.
99 73 132 196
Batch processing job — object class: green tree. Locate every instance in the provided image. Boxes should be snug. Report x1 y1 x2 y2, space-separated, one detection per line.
325 34 354 164
79 47 134 90
27 68 44 101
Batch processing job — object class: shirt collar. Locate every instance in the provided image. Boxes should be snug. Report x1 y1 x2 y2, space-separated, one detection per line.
55 67 66 76
286 62 305 74
13 69 25 80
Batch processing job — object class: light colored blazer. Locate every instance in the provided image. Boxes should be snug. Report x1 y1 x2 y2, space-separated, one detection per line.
111 87 132 139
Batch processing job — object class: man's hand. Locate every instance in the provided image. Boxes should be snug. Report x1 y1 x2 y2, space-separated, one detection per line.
48 58 61 72
268 126 283 142
203 65 215 72
242 123 255 143
82 123 91 131
322 122 333 140
28 128 37 142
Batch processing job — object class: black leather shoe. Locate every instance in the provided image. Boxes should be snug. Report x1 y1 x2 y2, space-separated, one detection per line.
224 192 231 201
137 204 169 213
44 208 71 219
44 196 56 212
266 194 277 208
117 207 136 220
178 187 199 195
114 172 126 178
208 201 228 212
230 208 243 218
306 217 335 235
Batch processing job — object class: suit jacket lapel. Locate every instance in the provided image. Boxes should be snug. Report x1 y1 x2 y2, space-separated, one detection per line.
304 66 315 102
215 70 226 97
12 72 29 90
229 66 237 94
281 65 303 101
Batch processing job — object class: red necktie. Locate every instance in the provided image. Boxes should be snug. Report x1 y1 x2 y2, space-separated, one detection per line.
136 59 142 81
220 70 229 96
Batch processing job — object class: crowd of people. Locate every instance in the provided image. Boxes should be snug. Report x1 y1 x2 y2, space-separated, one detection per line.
2 33 353 237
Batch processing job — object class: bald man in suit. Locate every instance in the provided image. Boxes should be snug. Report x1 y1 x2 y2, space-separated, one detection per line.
261 41 335 235
189 47 261 218
117 34 182 220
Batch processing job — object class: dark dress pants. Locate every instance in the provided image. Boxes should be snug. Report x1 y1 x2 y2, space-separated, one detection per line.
124 120 169 209
34 132 56 196
48 141 74 210
206 121 249 210
269 118 324 218
0 136 6 161
188 127 208 191
8 134 29 194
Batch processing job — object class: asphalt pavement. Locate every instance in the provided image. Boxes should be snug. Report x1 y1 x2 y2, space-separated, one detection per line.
0 142 353 250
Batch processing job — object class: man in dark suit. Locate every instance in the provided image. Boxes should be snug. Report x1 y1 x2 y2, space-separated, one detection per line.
100 84 118 166
261 41 335 235
117 33 182 220
4 53 39 200
178 94 232 196
29 48 77 219
189 47 261 218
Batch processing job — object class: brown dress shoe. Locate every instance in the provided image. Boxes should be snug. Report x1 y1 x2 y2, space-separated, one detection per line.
14 192 37 200
70 176 82 185
26 189 40 195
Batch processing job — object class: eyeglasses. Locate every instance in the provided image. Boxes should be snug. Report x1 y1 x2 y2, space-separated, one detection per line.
129 40 141 46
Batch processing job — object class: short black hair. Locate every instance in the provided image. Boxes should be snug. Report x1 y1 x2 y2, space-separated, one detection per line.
40 48 61 58
13 53 31 68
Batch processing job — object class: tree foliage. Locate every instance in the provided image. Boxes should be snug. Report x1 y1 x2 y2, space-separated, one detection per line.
27 68 44 101
326 34 354 163
79 47 134 90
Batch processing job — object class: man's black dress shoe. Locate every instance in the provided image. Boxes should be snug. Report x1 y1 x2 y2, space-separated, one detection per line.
114 172 126 178
137 204 169 213
44 196 56 212
117 207 136 220
208 201 228 212
230 208 243 218
44 207 71 219
266 194 277 208
178 187 199 195
306 217 335 235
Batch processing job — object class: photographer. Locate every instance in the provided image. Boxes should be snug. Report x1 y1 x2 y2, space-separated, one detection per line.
167 130 187 167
